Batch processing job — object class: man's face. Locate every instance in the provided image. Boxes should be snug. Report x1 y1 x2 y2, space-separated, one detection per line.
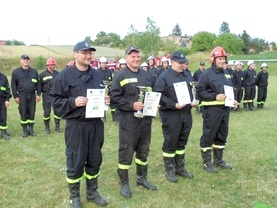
148 59 154 66
73 49 92 66
20 58 30 68
47 64 56 72
125 51 141 69
215 57 227 69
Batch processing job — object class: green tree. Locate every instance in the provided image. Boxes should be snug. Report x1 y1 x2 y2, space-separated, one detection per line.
84 36 93 45
4 39 25 45
107 32 123 48
191 32 217 52
138 17 162 56
35 55 46 71
215 33 244 55
250 38 268 54
219 22 230 34
124 24 140 47
239 30 251 54
94 31 112 46
171 23 182 36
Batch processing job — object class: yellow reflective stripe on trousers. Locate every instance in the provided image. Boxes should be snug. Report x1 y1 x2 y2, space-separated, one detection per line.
120 78 138 87
135 158 147 165
212 144 225 149
84 172 100 179
66 176 83 184
201 101 224 106
162 152 175 157
201 147 212 152
118 164 130 169
175 150 185 155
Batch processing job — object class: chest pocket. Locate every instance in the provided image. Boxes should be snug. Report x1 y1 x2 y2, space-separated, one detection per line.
66 84 80 98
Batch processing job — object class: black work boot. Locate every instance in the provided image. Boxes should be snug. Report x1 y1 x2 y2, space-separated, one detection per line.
1 129 10 140
86 178 107 207
68 182 81 208
136 164 157 190
175 154 194 179
117 169 132 198
22 124 28 138
213 148 232 170
248 102 255 110
28 124 36 136
44 120 50 134
163 157 178 183
201 149 218 173
54 118 62 132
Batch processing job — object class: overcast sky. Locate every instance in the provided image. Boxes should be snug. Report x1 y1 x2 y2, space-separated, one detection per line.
1 0 275 46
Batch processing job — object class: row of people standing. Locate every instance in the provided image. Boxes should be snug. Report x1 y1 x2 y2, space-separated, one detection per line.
225 60 269 111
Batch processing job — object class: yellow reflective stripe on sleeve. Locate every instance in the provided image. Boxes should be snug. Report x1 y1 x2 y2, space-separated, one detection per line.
42 76 53 81
201 101 225 106
225 74 231 79
84 172 100 179
162 152 175 158
118 164 130 170
212 144 225 149
135 158 147 165
31 78 38 83
120 78 138 87
175 150 185 155
201 147 212 152
0 86 6 91
66 176 83 184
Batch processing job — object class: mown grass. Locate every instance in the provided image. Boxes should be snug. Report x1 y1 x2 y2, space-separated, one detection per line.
0 74 276 208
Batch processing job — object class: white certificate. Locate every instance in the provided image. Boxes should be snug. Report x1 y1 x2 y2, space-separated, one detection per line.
173 81 191 105
143 92 161 117
224 85 235 107
85 89 105 118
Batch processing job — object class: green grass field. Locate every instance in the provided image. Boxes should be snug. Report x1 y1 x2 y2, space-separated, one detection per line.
0 74 276 208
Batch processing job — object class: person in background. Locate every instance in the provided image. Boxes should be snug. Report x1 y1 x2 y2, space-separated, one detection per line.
156 56 170 78
147 56 158 82
242 60 257 110
256 63 269 109
97 56 113 122
193 61 205 114
226 60 234 78
110 46 157 198
50 41 108 207
0 68 12 140
141 62 148 71
232 61 244 111
154 51 197 183
11 54 41 138
39 57 62 134
66 61 75 67
196 46 237 173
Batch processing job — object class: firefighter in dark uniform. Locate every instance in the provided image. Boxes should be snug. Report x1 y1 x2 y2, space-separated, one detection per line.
39 57 62 134
49 41 108 208
11 54 41 138
0 70 12 140
255 63 269 109
154 51 197 183
110 46 157 198
242 60 257 110
196 46 237 173
97 56 113 122
147 56 158 82
232 61 244 111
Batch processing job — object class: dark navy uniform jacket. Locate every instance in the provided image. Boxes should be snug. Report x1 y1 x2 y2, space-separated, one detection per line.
154 68 193 114
97 67 113 81
232 69 243 89
110 66 154 114
39 69 60 93
49 65 104 120
0 73 11 101
255 71 268 87
197 66 233 103
242 68 256 88
11 67 40 98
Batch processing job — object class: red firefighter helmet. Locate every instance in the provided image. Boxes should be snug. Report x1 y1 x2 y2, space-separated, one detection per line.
210 46 227 64
45 57 57 66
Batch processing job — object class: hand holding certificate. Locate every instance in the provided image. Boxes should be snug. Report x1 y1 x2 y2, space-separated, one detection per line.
143 92 161 117
85 89 105 118
224 85 235 107
173 81 191 105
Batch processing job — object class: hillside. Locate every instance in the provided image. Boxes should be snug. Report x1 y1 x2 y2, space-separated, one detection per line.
0 45 125 59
